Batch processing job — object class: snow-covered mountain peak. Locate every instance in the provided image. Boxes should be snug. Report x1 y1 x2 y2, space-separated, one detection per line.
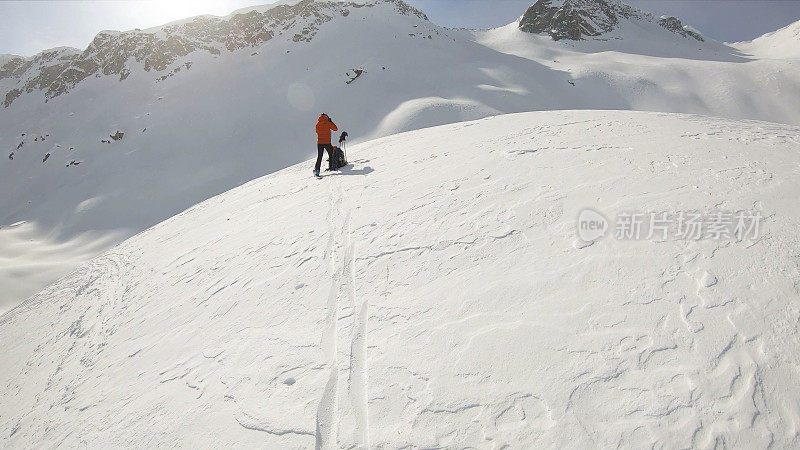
0 0 427 107
518 0 644 41
518 0 703 42
734 19 800 59
656 15 704 42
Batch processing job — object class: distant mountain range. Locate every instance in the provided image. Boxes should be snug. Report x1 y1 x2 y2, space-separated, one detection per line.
1 0 426 107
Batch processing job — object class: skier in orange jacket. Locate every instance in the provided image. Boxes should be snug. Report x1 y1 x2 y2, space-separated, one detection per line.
314 113 338 177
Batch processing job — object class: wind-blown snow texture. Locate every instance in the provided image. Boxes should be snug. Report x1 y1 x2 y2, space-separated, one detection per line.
2 111 800 447
2 0 800 313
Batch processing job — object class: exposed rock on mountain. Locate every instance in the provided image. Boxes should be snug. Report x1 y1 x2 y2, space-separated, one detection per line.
519 0 642 40
0 0 427 107
658 16 703 42
518 0 703 42
2 48 81 106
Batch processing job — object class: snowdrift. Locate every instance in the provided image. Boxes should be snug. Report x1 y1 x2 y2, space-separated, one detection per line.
2 111 800 448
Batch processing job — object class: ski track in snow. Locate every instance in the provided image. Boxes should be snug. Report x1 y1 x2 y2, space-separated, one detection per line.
1 111 800 447
316 179 369 449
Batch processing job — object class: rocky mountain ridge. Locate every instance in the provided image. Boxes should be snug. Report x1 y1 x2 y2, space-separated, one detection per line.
518 0 704 42
0 0 427 107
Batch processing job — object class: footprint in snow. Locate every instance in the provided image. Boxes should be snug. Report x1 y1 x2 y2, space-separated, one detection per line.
699 271 717 288
573 239 595 249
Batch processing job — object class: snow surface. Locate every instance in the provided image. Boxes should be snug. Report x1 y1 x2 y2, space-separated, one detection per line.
734 19 800 60
1 1 800 316
2 110 800 447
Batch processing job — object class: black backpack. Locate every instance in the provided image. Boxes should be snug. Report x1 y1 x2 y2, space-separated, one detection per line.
329 146 347 170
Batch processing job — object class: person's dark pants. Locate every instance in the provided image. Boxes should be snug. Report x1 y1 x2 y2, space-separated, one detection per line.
315 143 334 171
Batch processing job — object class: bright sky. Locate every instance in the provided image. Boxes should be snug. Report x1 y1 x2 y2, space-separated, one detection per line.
1 0 798 56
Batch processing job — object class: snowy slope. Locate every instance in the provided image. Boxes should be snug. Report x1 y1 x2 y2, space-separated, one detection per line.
1 0 525 312
2 111 800 448
2 0 800 314
477 22 800 125
734 19 800 59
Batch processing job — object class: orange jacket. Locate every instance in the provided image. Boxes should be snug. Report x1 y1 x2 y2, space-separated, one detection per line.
316 115 338 144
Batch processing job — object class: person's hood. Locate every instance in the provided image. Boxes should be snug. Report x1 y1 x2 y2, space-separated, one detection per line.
318 115 326 122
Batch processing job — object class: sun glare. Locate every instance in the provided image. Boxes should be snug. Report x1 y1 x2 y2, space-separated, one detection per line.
133 0 258 29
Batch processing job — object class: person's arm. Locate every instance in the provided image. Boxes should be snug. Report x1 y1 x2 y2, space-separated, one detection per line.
330 121 338 132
